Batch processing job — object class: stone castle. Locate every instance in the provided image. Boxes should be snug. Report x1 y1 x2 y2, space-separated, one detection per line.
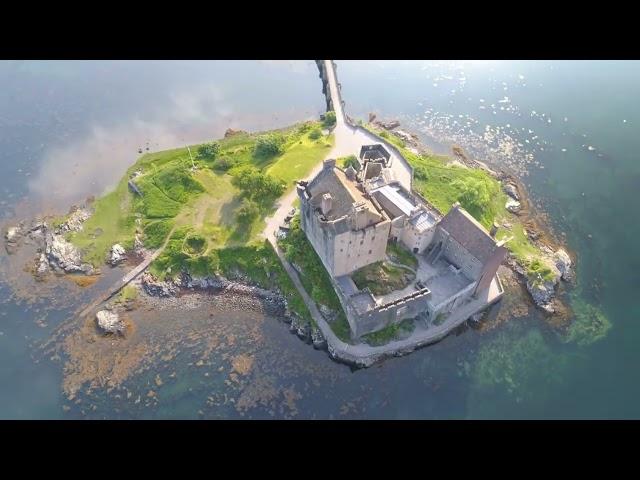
296 143 507 339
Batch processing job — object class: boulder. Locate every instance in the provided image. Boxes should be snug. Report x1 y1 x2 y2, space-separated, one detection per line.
505 198 521 213
379 120 400 130
6 226 21 242
45 233 94 274
503 183 520 201
224 128 247 138
108 244 126 265
96 310 125 334
4 225 22 253
526 261 561 313
311 325 327 350
553 248 573 281
58 208 92 233
141 272 178 297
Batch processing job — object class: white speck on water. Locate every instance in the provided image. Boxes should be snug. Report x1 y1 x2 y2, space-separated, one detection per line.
561 148 567 152
623 119 627 123
564 117 568 122
588 146 595 151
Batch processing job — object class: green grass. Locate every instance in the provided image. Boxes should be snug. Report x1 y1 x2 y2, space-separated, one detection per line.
386 241 418 269
362 318 415 346
363 123 554 280
330 313 352 343
67 121 331 269
267 130 334 189
352 261 415 296
65 176 136 266
119 284 138 302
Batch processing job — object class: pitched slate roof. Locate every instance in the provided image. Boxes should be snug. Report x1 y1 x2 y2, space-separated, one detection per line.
438 204 497 264
307 166 383 224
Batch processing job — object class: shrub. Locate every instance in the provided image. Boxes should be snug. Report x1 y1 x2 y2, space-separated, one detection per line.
254 133 285 158
323 111 336 127
297 122 313 134
236 198 260 224
341 154 360 171
197 141 220 159
212 156 236 172
143 219 174 248
308 128 322 140
414 165 428 180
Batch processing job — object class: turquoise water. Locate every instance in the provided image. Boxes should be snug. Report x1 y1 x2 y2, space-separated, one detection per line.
1 60 638 418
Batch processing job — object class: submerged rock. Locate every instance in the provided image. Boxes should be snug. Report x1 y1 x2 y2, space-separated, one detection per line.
96 310 125 334
108 244 126 266
36 253 49 276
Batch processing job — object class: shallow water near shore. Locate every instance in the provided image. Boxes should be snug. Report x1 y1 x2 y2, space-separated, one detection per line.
1 60 638 419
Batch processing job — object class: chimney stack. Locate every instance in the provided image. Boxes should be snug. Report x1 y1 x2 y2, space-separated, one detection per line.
490 222 499 238
323 158 336 170
321 193 332 215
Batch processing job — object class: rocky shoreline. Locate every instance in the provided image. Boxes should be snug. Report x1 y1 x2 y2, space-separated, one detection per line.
369 115 576 319
138 271 328 350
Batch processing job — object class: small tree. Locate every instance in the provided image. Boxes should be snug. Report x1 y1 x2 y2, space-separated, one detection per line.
451 177 490 219
323 111 336 127
197 141 221 159
212 156 235 172
231 165 286 203
414 165 428 180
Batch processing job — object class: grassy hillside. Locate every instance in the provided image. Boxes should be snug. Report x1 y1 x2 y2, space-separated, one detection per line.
62 121 335 323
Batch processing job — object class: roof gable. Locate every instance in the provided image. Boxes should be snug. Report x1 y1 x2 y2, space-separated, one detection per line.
438 205 497 263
